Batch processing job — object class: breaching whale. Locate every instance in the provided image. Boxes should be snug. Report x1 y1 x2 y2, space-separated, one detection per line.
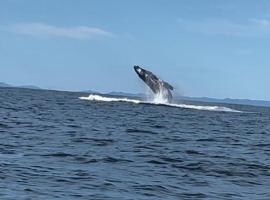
134 65 174 103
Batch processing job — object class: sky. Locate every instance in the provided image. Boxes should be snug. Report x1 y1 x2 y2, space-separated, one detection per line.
1 0 270 100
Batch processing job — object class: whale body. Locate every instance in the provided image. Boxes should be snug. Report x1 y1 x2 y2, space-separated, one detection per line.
134 65 173 103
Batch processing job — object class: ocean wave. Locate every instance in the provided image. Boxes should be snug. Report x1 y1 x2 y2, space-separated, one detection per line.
79 94 241 112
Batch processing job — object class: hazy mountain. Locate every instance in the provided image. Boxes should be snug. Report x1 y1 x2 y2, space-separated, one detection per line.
178 96 270 107
0 82 12 87
108 91 144 97
19 85 41 90
0 82 41 90
82 90 99 94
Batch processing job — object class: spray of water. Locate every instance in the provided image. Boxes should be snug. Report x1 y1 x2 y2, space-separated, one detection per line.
151 90 170 104
79 94 140 104
144 85 170 104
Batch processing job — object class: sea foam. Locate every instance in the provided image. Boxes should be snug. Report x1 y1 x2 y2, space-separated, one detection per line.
79 94 241 112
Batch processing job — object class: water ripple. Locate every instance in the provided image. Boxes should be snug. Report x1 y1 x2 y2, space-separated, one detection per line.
0 88 270 199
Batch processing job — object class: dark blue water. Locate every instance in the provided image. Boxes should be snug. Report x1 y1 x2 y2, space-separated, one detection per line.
0 88 270 199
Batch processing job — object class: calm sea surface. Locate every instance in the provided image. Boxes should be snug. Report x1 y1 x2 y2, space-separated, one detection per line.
0 88 269 200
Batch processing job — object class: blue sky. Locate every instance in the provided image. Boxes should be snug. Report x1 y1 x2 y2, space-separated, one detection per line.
1 0 270 100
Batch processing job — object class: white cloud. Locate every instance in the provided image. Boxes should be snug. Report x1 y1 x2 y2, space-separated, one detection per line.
9 23 112 39
178 18 270 37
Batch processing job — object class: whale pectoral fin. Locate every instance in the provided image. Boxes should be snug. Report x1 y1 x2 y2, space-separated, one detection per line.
163 82 174 90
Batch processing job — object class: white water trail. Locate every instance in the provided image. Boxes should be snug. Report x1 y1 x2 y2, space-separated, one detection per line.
79 94 140 104
164 103 240 112
79 94 242 113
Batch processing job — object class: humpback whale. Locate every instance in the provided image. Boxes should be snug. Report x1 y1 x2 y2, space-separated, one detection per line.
134 66 173 103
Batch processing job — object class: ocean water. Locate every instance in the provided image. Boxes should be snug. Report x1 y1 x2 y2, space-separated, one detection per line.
0 88 270 200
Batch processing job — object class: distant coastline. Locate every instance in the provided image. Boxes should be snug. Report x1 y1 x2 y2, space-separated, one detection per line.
106 92 270 108
1 82 270 107
0 82 41 90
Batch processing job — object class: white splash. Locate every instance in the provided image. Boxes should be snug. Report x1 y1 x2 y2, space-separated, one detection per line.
79 94 140 104
152 91 170 104
146 87 170 104
164 103 240 112
79 94 241 113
